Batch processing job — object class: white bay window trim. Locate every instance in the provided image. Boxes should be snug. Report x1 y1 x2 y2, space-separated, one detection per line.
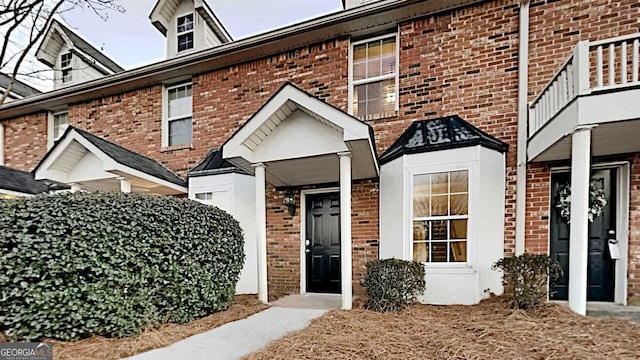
162 82 193 148
348 31 400 119
408 162 476 269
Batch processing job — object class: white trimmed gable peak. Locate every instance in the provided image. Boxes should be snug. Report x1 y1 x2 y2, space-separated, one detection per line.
149 0 232 59
36 20 124 89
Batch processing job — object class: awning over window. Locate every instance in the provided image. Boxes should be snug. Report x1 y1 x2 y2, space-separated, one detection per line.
34 126 187 195
379 115 508 164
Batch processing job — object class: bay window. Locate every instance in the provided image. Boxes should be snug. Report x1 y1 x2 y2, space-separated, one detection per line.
412 170 469 263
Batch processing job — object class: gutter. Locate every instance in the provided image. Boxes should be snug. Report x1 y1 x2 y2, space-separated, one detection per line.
515 0 530 255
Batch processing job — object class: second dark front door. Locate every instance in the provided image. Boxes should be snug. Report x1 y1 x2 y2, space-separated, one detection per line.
550 169 616 301
306 192 341 293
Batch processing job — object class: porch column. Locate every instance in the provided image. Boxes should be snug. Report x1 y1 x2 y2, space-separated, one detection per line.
253 163 268 304
568 127 592 315
339 152 352 310
70 183 82 192
118 177 132 193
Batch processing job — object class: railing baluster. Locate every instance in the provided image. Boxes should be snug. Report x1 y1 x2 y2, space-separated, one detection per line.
597 45 603 87
559 70 566 105
609 43 615 86
633 39 639 83
621 41 628 84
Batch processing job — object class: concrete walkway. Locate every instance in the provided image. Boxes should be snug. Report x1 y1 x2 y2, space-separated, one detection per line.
124 295 335 360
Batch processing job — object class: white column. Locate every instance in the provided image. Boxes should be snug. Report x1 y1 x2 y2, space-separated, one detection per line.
339 152 352 310
568 127 592 315
118 177 132 193
253 163 268 304
70 183 82 192
0 123 4 166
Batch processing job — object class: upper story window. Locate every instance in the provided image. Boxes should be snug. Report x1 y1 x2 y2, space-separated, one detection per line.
412 170 469 263
165 83 193 146
61 53 72 83
351 34 397 120
53 112 69 140
177 14 194 53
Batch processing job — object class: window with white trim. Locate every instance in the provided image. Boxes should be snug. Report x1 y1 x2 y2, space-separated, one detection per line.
53 112 69 140
177 13 194 53
61 53 72 83
412 170 469 263
351 34 397 119
165 83 193 146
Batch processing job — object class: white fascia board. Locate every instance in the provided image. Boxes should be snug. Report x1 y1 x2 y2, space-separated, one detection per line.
36 22 73 67
111 163 187 193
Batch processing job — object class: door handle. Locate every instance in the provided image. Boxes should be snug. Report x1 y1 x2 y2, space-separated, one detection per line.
305 239 311 246
305 249 310 253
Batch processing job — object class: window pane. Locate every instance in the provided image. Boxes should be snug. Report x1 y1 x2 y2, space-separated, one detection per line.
413 221 429 241
353 79 395 118
431 242 447 262
381 79 396 113
413 175 430 217
61 53 72 68
450 171 468 193
450 194 468 215
178 32 194 52
353 44 367 81
450 241 467 262
431 195 448 216
381 38 396 75
177 14 194 33
53 113 69 139
62 69 72 83
431 173 448 195
168 85 192 118
196 192 212 201
169 117 192 146
431 220 447 240
413 242 428 262
450 219 467 239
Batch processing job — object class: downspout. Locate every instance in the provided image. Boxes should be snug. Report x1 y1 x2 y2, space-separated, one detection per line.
515 0 530 255
0 123 4 166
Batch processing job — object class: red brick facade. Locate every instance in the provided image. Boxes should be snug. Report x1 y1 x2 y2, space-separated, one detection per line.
1 0 639 301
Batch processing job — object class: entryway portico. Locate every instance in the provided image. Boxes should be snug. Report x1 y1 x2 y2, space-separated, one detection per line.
223 83 378 310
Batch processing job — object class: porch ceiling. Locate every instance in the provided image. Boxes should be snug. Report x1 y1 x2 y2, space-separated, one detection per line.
529 119 640 162
223 83 378 187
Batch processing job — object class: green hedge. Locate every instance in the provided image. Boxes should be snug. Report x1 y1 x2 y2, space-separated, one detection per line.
0 192 244 341
361 258 425 312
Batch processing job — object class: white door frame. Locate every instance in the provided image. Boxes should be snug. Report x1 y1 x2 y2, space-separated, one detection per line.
549 161 630 305
299 187 340 295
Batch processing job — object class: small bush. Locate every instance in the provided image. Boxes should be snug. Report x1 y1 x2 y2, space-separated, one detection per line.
0 192 244 341
492 253 562 309
361 258 425 312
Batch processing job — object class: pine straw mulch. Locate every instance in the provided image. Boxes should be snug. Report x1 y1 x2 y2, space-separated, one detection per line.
1 295 268 360
245 296 640 360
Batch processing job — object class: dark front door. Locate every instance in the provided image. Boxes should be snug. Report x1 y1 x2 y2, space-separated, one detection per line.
550 169 616 301
306 193 341 293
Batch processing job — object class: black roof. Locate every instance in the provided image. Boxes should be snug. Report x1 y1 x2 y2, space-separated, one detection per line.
0 73 42 98
188 148 245 177
0 165 68 195
379 115 508 164
34 127 186 187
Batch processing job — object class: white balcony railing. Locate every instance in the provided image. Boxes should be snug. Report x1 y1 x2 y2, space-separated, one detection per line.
529 33 640 136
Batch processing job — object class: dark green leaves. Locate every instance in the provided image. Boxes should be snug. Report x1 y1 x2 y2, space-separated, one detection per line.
361 258 426 312
0 192 245 341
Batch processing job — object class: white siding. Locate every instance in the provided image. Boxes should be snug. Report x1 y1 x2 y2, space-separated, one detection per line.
189 173 258 295
76 57 104 84
378 145 506 305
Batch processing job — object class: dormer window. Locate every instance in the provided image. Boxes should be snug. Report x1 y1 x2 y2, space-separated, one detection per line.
61 53 72 83
177 14 194 53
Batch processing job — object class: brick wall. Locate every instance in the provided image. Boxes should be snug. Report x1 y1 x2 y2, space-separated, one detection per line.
3 112 48 171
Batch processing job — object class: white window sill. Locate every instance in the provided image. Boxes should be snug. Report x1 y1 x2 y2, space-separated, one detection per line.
161 143 193 152
422 263 477 275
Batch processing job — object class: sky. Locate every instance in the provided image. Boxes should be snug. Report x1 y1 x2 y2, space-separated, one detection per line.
62 0 344 69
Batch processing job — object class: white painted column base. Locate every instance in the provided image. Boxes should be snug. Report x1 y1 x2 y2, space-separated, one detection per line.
339 152 352 310
254 163 269 304
568 127 592 315
118 177 132 193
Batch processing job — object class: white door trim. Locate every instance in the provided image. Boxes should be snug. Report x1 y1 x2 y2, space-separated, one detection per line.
548 162 630 305
299 187 340 295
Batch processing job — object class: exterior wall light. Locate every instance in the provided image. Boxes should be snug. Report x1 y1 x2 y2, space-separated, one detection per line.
283 190 296 216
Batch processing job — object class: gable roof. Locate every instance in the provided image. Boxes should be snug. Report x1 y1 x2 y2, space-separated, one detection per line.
379 115 509 164
0 165 67 195
149 0 232 43
189 148 245 177
34 126 186 187
35 19 124 74
0 73 42 99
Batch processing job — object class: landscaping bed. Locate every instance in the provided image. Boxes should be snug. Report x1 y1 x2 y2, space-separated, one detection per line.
0 295 267 360
246 297 640 360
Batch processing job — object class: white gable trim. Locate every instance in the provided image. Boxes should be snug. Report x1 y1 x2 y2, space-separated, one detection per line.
223 84 378 175
35 129 187 193
35 21 74 68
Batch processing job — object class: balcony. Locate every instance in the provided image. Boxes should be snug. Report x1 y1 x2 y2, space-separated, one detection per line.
528 33 640 162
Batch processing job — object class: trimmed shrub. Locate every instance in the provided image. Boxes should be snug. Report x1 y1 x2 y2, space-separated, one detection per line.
492 253 562 309
0 192 244 341
361 258 425 312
